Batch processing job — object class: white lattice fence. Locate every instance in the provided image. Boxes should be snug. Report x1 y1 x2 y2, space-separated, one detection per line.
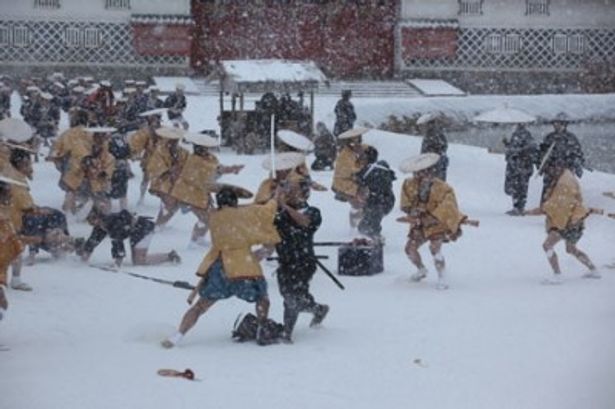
0 19 187 66
401 27 615 71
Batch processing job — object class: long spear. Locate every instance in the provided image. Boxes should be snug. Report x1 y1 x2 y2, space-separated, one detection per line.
315 259 345 290
90 264 195 290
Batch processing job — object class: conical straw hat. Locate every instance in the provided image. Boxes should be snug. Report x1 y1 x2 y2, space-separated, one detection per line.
399 153 441 173
277 129 314 151
0 118 34 142
337 127 370 140
262 152 305 171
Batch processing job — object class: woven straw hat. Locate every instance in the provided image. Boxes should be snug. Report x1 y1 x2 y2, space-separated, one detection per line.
84 127 117 134
156 127 183 140
399 153 441 173
185 132 218 147
138 108 167 117
338 127 369 140
262 152 305 171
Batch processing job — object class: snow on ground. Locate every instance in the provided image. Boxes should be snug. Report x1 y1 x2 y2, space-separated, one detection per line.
1 95 615 409
348 93 615 125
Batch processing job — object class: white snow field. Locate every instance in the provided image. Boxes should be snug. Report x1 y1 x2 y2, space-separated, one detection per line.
1 94 615 409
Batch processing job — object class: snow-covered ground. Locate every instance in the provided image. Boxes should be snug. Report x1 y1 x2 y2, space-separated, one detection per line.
350 93 615 125
2 95 615 409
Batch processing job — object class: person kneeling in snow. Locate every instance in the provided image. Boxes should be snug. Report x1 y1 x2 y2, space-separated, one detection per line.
161 185 281 348
21 206 75 264
524 162 601 284
78 208 180 268
399 153 477 290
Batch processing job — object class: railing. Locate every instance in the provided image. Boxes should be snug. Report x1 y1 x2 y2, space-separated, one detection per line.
34 0 60 9
458 1 483 16
399 27 614 72
105 0 130 10
0 19 186 67
526 0 550 16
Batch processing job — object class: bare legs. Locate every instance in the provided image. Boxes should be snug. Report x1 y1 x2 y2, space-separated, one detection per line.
543 232 563 275
348 198 363 229
405 236 427 271
163 296 270 348
255 296 270 324
0 286 7 310
10 256 32 291
543 231 597 280
176 296 269 336
177 298 216 335
62 190 81 215
155 196 179 227
138 172 149 205
405 234 447 289
190 208 210 244
131 248 177 266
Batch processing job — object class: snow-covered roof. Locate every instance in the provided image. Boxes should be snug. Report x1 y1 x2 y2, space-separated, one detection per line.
407 79 466 97
400 19 459 29
130 14 194 25
215 60 327 94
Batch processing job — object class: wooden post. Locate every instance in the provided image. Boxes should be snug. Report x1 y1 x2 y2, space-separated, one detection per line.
218 90 224 140
270 114 276 174
310 90 315 136
239 93 244 111
218 90 224 115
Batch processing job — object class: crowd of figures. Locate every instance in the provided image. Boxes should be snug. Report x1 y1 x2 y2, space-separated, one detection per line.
0 76 613 348
1 73 189 142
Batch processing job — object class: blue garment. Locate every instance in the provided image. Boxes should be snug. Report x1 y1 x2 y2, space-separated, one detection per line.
199 260 268 302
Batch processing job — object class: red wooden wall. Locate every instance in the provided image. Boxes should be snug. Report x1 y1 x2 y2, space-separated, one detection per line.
191 1 398 78
133 24 193 56
400 27 458 61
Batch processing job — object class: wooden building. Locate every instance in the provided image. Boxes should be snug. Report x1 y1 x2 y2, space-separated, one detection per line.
190 0 398 78
397 0 615 91
0 0 193 73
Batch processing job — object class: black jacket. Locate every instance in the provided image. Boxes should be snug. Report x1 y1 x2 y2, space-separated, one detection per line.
274 205 322 275
164 93 187 120
421 127 448 156
539 130 585 177
505 127 538 176
333 99 356 136
356 160 396 210
83 211 154 259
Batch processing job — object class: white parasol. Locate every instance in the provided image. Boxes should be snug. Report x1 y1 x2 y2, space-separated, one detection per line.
0 118 34 142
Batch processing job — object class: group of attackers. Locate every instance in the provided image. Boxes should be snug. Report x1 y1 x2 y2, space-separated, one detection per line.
328 106 609 290
0 78 613 350
162 149 331 347
498 112 607 283
2 73 189 147
0 74 212 325
1 75 319 344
